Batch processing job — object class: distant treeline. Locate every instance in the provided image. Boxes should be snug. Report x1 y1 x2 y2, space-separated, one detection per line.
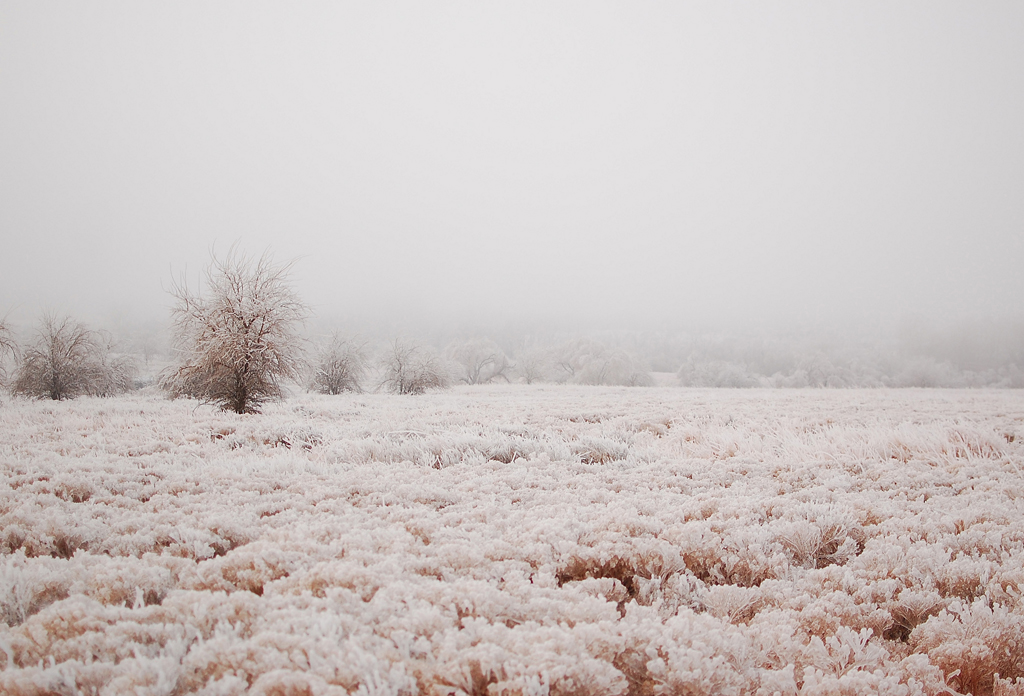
3 317 1023 396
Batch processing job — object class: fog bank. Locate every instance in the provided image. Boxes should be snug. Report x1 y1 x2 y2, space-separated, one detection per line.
2 3 1022 336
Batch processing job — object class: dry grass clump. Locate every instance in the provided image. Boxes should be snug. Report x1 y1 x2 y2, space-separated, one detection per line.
773 504 865 569
995 675 1024 696
912 599 1024 696
0 387 1022 694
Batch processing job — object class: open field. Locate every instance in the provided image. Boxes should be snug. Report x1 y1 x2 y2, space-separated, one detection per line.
2 387 1023 696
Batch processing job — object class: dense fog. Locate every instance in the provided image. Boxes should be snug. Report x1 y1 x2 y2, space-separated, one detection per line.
5 8 1024 689
1 3 1022 385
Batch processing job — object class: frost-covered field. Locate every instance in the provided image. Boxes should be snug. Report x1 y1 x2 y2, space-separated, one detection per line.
2 387 1024 696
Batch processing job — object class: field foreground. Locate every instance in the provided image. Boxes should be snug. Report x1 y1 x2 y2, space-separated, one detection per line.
2 387 1024 696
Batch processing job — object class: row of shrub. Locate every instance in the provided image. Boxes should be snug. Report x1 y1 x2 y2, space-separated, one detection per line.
0 251 658 412
3 250 1020 412
0 315 650 401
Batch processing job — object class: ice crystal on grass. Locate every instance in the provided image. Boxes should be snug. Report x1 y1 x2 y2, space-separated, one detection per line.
0 387 1022 694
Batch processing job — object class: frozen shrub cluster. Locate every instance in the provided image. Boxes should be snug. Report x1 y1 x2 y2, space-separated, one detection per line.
10 314 136 400
308 336 367 394
549 338 653 387
379 340 451 394
1 387 1023 695
446 338 512 385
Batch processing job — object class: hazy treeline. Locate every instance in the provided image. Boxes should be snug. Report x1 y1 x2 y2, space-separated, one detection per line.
344 321 1024 390
665 328 1024 389
2 315 1023 396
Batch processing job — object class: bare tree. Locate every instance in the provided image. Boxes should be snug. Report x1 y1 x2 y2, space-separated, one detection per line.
89 333 138 395
550 337 653 386
578 349 654 387
513 347 547 384
11 315 136 400
308 335 367 394
161 249 308 414
0 318 18 387
550 337 606 383
379 340 450 394
446 338 511 385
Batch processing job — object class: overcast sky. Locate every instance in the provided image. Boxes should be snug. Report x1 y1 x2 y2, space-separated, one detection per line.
1 2 1022 333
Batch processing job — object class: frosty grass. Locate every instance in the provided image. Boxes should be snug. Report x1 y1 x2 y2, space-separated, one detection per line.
2 386 1023 695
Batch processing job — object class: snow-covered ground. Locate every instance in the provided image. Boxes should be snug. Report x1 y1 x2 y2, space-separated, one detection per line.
1 387 1023 695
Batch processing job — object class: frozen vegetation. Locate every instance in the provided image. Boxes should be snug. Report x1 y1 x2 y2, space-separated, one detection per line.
1 387 1024 695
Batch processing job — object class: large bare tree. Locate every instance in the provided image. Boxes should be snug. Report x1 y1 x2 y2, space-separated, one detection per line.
11 315 135 400
161 250 308 413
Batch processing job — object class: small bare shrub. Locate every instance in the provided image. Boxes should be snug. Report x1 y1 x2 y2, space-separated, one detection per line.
11 315 135 400
161 249 308 414
379 340 450 395
308 336 366 394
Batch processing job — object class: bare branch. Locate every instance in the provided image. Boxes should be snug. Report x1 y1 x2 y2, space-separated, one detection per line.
11 314 136 400
308 334 367 394
379 340 450 395
160 248 308 413
446 338 511 385
0 318 17 386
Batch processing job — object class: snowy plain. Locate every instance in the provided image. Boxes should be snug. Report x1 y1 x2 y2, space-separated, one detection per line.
1 386 1023 696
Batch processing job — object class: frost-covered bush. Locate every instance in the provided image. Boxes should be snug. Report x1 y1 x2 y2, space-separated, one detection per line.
512 346 548 384
11 315 135 400
551 337 605 383
582 352 653 386
0 318 16 386
551 338 653 386
446 338 511 385
160 249 308 414
307 336 366 394
379 340 451 394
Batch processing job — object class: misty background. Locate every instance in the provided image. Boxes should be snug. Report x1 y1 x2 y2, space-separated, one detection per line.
1 3 1022 383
